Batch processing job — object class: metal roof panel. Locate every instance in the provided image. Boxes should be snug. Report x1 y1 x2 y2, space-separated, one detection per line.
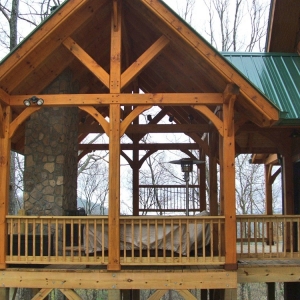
223 53 300 124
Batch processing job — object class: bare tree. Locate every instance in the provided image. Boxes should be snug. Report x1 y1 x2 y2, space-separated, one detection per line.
176 0 195 25
204 0 269 51
0 0 21 216
172 0 270 52
0 0 62 58
77 134 109 215
245 0 269 52
77 157 109 215
235 154 265 215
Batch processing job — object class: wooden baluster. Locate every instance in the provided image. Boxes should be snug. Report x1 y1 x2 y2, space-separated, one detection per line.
155 219 158 262
122 219 126 263
48 219 51 260
147 220 150 262
40 219 43 259
129 219 133 262
139 219 142 262
63 219 66 262
33 219 36 259
55 219 58 261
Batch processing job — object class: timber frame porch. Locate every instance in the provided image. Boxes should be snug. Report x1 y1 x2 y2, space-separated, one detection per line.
0 0 299 299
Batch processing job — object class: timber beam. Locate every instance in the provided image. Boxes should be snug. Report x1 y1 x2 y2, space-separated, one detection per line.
79 142 200 151
0 104 4 138
63 37 110 89
0 269 237 290
238 266 300 283
0 89 10 106
80 123 211 135
9 93 224 107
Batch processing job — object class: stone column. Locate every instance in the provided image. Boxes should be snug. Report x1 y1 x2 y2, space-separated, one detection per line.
24 69 78 216
24 107 78 215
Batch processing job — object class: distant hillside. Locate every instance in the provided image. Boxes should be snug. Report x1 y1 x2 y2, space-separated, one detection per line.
77 197 108 215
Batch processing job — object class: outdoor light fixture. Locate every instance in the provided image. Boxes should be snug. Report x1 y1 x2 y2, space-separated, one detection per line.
169 158 204 215
23 96 44 106
169 115 174 123
180 159 193 173
147 115 153 122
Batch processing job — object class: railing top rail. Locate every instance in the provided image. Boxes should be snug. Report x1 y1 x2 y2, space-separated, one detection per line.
236 214 300 219
6 215 109 219
120 215 223 220
6 215 224 220
139 184 200 188
8 214 300 220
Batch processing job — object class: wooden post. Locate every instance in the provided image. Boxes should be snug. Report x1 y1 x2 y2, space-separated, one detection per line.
121 290 131 300
265 164 273 215
219 128 225 257
282 144 294 252
265 164 274 245
108 290 121 300
0 106 11 270
132 138 140 216
209 129 218 216
223 98 237 270
0 288 8 300
267 282 275 300
282 146 294 215
201 289 208 300
199 149 206 211
224 288 237 300
0 106 11 299
108 104 121 271
209 129 219 256
108 0 122 271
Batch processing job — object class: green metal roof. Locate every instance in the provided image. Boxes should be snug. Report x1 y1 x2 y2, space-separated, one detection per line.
223 53 300 125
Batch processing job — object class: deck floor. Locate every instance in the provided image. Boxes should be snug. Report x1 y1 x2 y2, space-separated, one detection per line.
238 259 300 267
4 260 300 288
6 258 300 272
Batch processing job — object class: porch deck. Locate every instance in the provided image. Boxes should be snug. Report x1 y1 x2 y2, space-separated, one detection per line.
2 259 300 291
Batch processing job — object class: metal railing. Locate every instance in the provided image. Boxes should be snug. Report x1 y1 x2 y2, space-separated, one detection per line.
139 185 201 214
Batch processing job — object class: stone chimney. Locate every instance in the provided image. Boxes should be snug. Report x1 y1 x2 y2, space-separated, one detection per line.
24 69 78 216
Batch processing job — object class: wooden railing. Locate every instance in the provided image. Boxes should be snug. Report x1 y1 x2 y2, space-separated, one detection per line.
139 185 200 214
237 215 300 259
7 215 299 267
6 215 224 266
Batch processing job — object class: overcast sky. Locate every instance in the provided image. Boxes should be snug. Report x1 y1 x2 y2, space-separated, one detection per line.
162 0 271 52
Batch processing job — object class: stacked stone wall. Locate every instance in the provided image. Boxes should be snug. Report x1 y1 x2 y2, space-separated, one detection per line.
24 69 78 216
